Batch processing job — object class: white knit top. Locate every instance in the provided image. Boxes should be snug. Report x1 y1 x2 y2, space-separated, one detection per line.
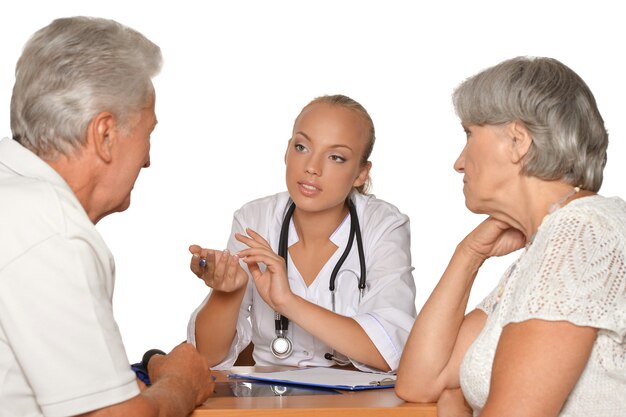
460 195 626 416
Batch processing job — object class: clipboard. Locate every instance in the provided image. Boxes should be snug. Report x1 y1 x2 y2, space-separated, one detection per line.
228 367 396 391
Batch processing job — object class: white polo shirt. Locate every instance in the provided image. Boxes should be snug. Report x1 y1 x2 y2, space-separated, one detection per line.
0 138 139 417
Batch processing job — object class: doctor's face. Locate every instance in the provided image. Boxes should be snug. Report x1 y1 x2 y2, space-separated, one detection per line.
285 102 370 214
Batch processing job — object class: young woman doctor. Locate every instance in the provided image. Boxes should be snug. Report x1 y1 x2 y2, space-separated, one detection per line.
186 95 416 372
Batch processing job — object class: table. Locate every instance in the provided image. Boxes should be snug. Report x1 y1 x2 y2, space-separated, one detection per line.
191 366 437 417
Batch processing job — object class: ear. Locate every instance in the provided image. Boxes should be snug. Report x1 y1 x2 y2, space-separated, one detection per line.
87 112 116 163
353 161 372 188
508 121 533 164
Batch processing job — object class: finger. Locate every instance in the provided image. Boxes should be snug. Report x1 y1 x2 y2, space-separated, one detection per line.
243 259 262 281
229 255 247 280
245 228 272 247
238 254 285 275
213 249 231 280
190 247 214 272
190 252 204 276
234 232 260 248
222 253 240 283
238 247 283 264
235 229 272 250
203 250 216 278
190 252 199 268
147 353 166 381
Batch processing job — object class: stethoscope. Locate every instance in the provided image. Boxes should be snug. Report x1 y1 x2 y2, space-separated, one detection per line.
270 198 366 362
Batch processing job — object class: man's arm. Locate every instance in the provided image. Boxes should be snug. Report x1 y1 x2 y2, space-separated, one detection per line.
78 343 214 417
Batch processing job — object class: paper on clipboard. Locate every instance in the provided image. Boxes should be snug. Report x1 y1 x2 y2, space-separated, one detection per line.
228 367 396 391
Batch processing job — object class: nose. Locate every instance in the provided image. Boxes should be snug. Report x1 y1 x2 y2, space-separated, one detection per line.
143 156 151 168
305 153 322 176
453 146 465 173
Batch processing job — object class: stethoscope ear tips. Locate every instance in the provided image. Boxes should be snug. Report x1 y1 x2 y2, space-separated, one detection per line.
271 336 293 359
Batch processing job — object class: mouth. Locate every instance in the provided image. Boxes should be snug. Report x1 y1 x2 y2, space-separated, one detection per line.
297 181 321 196
300 182 319 191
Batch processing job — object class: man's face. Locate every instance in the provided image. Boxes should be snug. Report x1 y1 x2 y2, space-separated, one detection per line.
106 94 157 215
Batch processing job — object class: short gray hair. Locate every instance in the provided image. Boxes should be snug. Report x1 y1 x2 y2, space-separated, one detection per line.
453 56 608 192
11 16 162 158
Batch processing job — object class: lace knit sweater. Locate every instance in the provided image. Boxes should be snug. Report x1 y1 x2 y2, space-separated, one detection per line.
460 195 626 416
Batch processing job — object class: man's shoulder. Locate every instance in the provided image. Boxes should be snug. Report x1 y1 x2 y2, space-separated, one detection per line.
0 174 64 222
0 175 75 266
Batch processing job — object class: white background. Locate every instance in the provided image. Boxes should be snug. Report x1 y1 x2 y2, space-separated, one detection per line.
1 0 624 362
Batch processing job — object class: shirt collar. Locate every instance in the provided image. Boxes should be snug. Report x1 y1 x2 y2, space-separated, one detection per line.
286 203 353 249
0 137 72 191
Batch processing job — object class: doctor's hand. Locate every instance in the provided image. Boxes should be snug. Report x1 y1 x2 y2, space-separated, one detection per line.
189 245 248 293
235 228 295 311
460 217 526 262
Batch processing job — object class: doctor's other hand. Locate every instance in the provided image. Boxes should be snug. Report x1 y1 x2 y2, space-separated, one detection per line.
189 244 248 293
147 343 214 407
460 216 526 262
235 228 295 311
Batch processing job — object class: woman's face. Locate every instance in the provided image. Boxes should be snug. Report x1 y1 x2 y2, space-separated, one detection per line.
454 123 517 214
285 102 370 214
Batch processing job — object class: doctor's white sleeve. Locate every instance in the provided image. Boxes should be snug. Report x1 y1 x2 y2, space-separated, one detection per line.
351 205 416 373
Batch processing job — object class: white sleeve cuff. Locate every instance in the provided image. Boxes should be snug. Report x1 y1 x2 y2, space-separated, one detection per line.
352 312 405 373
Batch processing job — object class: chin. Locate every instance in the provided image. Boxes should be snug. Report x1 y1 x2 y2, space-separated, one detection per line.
115 197 132 213
463 197 483 215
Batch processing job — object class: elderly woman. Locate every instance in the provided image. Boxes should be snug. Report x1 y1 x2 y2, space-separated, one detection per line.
396 57 626 417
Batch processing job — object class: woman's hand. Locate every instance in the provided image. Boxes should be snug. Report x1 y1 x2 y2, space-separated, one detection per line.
235 228 296 311
461 217 526 262
188 244 248 293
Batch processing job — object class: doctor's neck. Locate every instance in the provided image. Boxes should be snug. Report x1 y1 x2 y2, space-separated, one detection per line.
292 202 350 244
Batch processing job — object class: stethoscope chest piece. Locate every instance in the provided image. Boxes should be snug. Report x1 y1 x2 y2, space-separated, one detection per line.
271 312 293 359
270 333 293 359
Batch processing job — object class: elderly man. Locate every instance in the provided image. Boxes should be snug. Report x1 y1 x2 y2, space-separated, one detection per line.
0 16 213 417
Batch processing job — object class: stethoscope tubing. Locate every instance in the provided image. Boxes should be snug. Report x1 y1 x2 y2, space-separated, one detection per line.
271 197 366 359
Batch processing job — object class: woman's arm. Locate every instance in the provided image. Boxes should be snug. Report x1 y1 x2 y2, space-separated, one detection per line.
283 295 391 371
236 229 391 371
396 217 526 402
480 319 597 417
189 245 249 367
395 245 486 402
437 388 473 417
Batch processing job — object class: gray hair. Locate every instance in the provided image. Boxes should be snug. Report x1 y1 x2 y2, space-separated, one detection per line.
452 56 608 192
295 94 376 194
11 16 162 158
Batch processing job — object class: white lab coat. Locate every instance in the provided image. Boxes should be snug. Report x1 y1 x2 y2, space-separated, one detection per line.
188 191 416 372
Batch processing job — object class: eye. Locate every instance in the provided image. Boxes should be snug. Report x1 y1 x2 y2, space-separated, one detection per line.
329 154 346 163
294 143 308 152
463 126 472 140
